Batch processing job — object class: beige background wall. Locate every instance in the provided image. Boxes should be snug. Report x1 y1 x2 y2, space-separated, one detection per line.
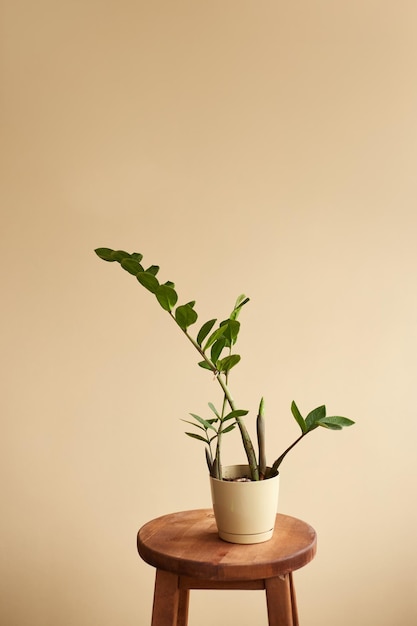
2 1 417 624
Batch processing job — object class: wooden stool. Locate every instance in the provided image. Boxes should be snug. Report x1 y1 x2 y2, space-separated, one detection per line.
137 509 317 626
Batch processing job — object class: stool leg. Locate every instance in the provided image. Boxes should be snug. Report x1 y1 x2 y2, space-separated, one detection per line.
289 573 299 626
151 569 181 626
265 574 294 626
177 588 190 626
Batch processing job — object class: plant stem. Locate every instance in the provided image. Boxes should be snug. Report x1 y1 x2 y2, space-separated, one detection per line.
173 314 259 480
212 391 227 480
257 398 267 480
214 374 260 481
270 432 307 474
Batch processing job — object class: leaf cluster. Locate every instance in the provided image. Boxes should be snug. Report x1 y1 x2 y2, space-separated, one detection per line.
95 247 355 481
182 404 248 472
269 402 355 474
95 248 245 377
291 402 354 433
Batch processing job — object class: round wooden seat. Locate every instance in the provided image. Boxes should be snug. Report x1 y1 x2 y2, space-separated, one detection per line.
138 509 316 581
137 509 317 626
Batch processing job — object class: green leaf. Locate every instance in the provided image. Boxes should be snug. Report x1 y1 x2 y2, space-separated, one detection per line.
121 258 144 275
220 423 237 435
156 284 178 311
185 432 209 443
318 416 355 429
94 247 116 261
110 250 131 262
291 401 306 433
208 402 220 419
211 338 226 364
217 354 241 373
197 319 217 346
230 294 250 320
145 265 159 276
318 422 342 430
137 272 160 293
181 419 206 431
163 281 175 288
222 409 248 422
198 360 213 370
221 319 240 346
189 413 217 431
182 417 217 431
305 405 326 431
95 248 143 265
203 325 227 351
175 303 198 330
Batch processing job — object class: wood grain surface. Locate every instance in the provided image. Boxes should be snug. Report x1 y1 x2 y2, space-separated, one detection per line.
137 509 316 582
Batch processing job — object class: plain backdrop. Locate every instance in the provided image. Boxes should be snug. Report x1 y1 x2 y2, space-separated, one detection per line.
2 1 417 624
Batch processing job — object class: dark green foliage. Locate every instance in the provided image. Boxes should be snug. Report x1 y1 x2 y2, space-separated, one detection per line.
271 403 355 474
137 272 159 293
175 303 198 331
217 354 241 373
182 404 244 475
291 401 306 433
155 285 178 311
94 247 355 480
120 258 144 275
197 319 217 346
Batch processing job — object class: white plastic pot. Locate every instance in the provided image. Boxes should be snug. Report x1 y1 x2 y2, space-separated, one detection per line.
209 464 280 544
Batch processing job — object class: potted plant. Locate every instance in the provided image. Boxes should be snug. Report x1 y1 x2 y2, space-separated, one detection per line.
95 247 354 543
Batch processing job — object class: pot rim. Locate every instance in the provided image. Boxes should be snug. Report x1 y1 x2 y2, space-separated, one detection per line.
210 464 279 483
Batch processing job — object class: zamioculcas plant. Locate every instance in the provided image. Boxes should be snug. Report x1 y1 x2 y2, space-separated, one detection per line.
95 247 354 481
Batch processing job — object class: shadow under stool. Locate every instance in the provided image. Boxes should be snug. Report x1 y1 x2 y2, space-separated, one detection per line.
137 509 317 626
